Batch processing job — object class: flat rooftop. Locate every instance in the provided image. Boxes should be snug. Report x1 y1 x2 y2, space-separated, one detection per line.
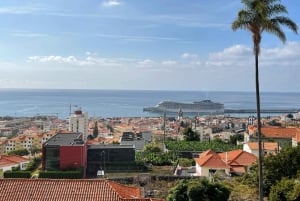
88 144 134 149
45 133 84 146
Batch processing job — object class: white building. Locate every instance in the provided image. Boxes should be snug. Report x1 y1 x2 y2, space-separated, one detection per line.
69 110 88 141
0 155 30 172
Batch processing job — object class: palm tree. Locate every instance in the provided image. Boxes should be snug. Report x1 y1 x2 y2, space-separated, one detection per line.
232 0 298 200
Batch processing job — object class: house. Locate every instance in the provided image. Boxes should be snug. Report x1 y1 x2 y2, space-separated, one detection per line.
196 126 212 142
218 150 257 175
246 126 300 147
195 150 229 177
194 149 257 177
3 130 59 153
292 132 300 147
0 140 5 155
0 155 30 172
0 179 164 201
243 142 280 157
42 133 87 174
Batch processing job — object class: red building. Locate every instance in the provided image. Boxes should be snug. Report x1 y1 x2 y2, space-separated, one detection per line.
42 133 87 175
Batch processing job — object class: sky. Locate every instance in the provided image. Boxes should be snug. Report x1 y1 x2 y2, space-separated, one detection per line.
0 0 299 92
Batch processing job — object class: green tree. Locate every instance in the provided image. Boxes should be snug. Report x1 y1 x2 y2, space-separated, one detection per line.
230 133 244 145
93 121 99 138
8 149 29 156
232 1 298 200
240 146 300 196
182 127 200 141
166 179 230 201
263 147 300 194
143 143 162 153
269 177 300 201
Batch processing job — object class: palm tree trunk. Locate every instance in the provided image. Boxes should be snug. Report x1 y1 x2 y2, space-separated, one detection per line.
255 52 264 201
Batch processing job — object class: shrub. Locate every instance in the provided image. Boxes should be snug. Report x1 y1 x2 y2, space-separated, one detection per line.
4 170 31 178
39 169 83 179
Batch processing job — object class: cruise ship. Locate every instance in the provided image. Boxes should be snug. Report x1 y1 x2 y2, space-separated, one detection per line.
143 99 224 115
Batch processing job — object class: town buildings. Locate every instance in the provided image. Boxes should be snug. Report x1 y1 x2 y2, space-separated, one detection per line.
2 129 64 154
42 132 137 178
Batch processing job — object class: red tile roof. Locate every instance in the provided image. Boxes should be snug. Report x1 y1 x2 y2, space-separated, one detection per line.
195 149 257 174
230 166 246 174
218 150 257 166
0 155 29 168
195 151 228 169
247 142 280 151
261 127 299 138
0 179 163 201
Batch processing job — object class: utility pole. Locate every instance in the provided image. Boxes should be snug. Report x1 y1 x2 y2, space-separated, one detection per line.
163 112 166 143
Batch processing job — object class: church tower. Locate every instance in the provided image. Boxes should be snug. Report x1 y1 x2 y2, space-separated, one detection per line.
178 107 183 121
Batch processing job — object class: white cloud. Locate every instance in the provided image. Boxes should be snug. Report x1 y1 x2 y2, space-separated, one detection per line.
161 60 177 66
138 59 155 67
102 0 122 7
205 45 252 68
17 41 300 91
11 31 47 38
95 33 178 42
181 53 199 59
260 42 300 66
28 55 95 66
0 6 38 14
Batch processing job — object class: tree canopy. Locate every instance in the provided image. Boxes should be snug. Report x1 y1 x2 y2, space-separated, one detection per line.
182 127 200 141
166 179 230 201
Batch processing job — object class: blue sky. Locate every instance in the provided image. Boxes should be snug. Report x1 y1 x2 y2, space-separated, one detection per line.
0 0 299 92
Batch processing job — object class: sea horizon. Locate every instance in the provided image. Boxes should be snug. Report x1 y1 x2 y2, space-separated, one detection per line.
1 87 300 94
1 88 300 119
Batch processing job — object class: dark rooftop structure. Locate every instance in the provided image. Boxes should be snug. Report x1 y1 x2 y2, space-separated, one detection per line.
88 144 134 150
45 133 84 146
120 131 152 151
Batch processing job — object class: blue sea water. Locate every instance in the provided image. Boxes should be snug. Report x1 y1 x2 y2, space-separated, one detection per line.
0 89 300 119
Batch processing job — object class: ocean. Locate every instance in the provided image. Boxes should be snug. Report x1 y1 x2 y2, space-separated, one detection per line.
0 89 300 119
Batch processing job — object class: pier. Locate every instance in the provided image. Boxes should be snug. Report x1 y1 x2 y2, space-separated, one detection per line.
224 108 300 114
143 107 300 115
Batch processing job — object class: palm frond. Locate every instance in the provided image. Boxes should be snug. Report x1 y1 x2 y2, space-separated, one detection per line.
267 4 287 17
272 16 299 34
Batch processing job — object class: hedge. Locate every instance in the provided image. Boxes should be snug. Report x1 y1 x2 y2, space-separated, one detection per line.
4 170 32 178
39 170 83 179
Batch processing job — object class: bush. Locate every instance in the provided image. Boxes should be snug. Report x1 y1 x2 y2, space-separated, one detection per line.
166 178 230 201
4 170 31 178
8 149 29 156
26 156 42 172
39 169 83 179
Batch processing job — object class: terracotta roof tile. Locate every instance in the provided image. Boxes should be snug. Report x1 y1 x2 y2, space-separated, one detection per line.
247 142 280 151
230 166 246 174
261 127 298 138
195 151 228 169
218 150 257 166
0 155 29 167
0 179 160 201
